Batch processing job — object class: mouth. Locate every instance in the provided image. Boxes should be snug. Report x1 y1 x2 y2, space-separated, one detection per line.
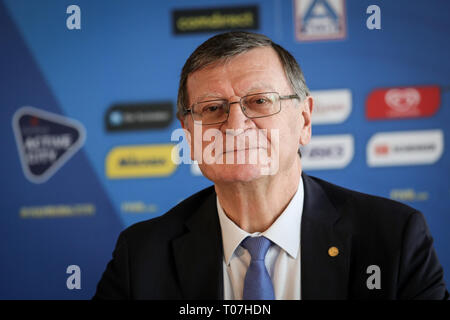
226 147 257 153
217 146 267 157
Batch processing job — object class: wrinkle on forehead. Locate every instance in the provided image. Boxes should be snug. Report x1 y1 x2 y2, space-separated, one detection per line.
187 47 290 104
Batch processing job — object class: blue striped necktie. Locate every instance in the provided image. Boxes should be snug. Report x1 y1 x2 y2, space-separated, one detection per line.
241 236 275 300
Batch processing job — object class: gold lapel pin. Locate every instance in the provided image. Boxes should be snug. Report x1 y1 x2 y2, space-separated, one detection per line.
328 246 339 257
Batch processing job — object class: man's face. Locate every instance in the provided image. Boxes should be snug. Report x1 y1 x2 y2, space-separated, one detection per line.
181 47 313 184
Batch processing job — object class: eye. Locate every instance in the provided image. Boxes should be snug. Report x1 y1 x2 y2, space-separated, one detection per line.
247 95 272 107
254 98 269 105
201 104 222 113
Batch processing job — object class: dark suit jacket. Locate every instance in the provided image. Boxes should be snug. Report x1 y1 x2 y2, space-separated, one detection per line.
93 173 448 299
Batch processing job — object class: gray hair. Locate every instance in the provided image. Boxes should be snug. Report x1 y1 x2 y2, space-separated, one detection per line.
176 31 309 157
176 31 309 120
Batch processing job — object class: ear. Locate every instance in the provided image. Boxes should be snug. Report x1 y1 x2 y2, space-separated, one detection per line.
299 95 314 146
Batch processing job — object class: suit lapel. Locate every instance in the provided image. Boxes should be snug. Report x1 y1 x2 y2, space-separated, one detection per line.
301 173 352 299
172 190 224 299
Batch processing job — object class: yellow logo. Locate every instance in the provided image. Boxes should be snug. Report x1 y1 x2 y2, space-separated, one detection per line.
106 144 179 179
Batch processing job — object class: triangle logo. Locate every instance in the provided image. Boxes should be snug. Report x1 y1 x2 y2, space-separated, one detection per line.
12 106 86 183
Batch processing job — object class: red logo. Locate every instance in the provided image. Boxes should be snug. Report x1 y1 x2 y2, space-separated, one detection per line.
366 86 440 120
375 144 389 155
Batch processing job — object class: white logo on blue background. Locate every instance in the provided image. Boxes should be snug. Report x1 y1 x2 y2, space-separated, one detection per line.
295 0 347 41
12 107 86 183
109 111 123 126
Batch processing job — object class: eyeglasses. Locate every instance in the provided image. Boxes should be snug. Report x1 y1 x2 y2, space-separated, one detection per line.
184 92 300 125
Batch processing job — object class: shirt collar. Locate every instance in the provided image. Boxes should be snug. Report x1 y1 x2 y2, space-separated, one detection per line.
217 174 304 265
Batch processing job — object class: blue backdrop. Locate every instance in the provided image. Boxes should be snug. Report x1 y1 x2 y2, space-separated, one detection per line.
1 0 449 299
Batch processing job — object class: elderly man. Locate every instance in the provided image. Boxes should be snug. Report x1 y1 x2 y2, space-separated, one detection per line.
94 31 447 300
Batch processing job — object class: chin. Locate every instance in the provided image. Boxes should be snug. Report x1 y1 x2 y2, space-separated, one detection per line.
201 163 265 184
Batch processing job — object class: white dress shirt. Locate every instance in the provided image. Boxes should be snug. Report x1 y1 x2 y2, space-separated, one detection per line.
216 174 304 300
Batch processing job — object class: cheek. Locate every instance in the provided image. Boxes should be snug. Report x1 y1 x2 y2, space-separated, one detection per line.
275 114 302 146
279 119 302 162
288 109 303 139
253 115 298 149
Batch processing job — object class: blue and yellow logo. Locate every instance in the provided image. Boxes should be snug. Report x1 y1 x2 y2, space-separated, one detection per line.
106 144 179 179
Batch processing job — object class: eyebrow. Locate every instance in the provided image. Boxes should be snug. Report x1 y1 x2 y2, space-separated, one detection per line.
195 92 224 102
193 83 276 103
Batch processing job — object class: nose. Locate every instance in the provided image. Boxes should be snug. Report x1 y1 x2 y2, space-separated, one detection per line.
223 100 249 131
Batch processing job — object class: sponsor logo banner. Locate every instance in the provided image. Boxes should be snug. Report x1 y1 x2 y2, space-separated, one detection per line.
311 89 352 124
366 86 440 120
173 6 259 34
367 129 443 167
105 102 173 132
294 0 347 41
106 144 178 179
12 107 86 183
20 203 95 219
121 201 158 214
301 134 354 170
389 189 429 202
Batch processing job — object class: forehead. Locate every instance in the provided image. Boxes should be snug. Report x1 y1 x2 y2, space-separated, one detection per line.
186 47 291 102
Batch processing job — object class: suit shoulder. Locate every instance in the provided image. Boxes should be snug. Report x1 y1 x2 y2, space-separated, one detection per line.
309 175 419 224
120 185 216 242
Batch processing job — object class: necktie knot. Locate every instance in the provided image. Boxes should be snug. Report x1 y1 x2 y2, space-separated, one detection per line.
241 236 272 260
